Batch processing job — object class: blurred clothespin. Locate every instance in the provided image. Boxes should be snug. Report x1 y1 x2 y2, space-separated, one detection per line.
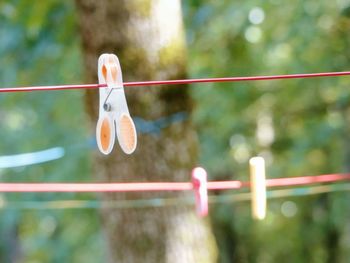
192 167 208 217
249 157 267 220
96 53 137 155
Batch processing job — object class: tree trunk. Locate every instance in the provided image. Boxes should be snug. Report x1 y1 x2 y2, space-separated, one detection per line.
74 0 217 262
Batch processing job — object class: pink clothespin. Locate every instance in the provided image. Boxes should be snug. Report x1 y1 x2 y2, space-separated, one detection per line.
192 167 208 217
96 53 137 155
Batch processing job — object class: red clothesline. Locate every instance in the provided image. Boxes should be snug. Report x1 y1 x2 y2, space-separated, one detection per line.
1 71 350 93
0 173 349 193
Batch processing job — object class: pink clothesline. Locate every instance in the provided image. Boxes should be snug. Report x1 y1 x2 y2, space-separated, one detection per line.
0 173 349 193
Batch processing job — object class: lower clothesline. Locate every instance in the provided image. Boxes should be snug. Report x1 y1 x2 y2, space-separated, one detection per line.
0 183 349 210
2 159 349 218
0 173 348 192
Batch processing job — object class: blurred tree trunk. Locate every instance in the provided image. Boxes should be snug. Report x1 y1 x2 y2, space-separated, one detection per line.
75 0 217 262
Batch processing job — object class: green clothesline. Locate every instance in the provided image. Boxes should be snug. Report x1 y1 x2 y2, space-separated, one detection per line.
0 183 349 210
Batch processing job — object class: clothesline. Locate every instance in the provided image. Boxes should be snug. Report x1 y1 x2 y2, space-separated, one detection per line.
1 183 349 210
0 173 349 193
1 71 350 93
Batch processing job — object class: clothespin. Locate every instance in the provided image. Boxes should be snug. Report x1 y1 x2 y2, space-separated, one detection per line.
249 157 267 220
96 53 137 155
192 167 208 217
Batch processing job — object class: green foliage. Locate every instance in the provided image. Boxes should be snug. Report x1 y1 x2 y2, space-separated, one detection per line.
184 0 350 262
0 1 105 262
1 0 350 262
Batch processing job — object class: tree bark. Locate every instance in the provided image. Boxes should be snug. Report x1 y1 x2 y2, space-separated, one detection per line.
74 0 217 262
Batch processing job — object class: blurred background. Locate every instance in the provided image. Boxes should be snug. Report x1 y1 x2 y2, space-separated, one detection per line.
1 0 350 262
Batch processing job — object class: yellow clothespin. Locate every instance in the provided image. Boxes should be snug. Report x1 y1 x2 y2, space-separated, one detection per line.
250 157 267 220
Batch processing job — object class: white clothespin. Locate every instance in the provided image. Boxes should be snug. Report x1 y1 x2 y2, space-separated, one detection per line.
192 167 208 217
249 157 267 220
96 53 137 155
